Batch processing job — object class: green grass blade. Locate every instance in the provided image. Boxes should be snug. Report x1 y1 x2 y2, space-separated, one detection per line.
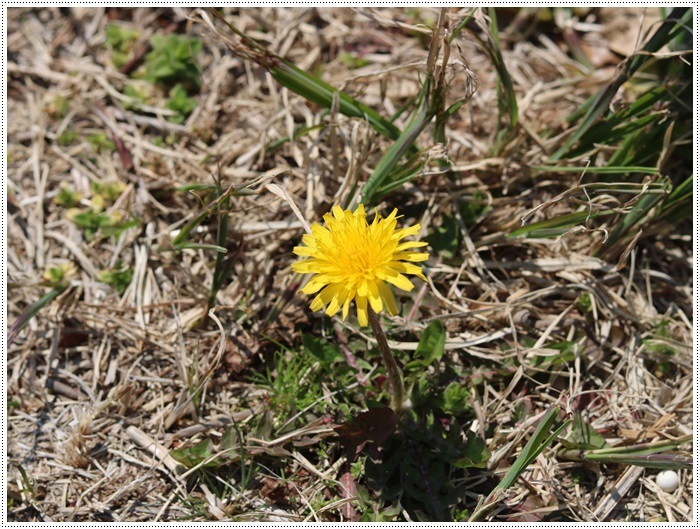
8 287 65 346
601 178 670 253
495 406 570 492
510 210 615 239
627 7 692 73
660 174 692 210
462 9 517 154
562 434 693 470
209 9 406 147
172 181 252 248
487 7 518 136
531 165 659 176
551 7 691 160
448 8 479 43
374 152 428 199
361 97 431 206
585 453 692 470
208 178 232 313
586 435 691 457
606 127 654 167
656 175 692 224
269 60 404 143
173 243 227 253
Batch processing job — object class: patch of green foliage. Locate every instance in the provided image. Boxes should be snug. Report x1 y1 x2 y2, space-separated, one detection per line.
68 209 140 240
171 427 241 469
165 84 198 124
57 129 78 146
42 263 76 287
249 338 360 433
143 34 202 91
99 262 134 294
49 95 70 119
122 84 150 109
336 320 491 521
338 53 371 69
517 7 693 260
91 180 125 203
105 22 140 68
53 185 82 208
86 132 116 153
264 349 326 419
363 411 490 521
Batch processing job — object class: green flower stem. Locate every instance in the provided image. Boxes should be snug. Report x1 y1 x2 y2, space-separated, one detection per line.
368 308 406 413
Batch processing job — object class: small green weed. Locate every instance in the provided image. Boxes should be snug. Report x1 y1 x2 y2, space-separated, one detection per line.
67 208 139 240
170 425 254 508
562 413 608 450
105 22 140 68
362 411 490 521
48 95 70 119
91 180 125 203
165 84 198 124
53 184 82 208
122 83 151 109
338 53 371 69
57 129 78 146
42 262 77 287
86 132 116 153
355 487 402 522
63 179 136 239
170 427 241 470
143 33 202 91
438 382 472 416
254 348 326 426
99 262 133 294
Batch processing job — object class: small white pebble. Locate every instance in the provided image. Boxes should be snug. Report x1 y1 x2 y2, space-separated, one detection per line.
656 470 679 492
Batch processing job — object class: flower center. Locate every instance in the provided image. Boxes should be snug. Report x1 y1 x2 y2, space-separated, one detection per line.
332 223 391 284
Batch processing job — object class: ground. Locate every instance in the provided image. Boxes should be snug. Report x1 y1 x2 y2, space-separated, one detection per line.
7 6 693 522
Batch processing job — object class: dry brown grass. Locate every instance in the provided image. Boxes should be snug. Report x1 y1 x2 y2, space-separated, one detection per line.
7 7 692 522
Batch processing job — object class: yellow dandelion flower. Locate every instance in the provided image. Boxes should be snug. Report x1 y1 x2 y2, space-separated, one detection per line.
292 204 429 326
